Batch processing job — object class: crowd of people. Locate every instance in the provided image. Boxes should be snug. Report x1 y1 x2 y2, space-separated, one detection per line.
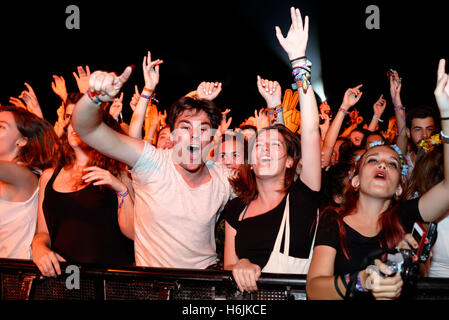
1 7 449 300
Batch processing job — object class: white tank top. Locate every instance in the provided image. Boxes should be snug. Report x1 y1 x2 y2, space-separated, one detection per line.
0 185 39 259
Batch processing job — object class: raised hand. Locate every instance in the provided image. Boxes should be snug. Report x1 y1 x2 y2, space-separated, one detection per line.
341 85 363 110
142 51 163 91
18 83 43 118
388 69 402 105
257 76 282 108
73 65 91 94
275 7 309 60
435 59 449 115
129 85 141 112
82 166 127 194
159 109 167 128
197 81 222 100
51 75 68 102
373 94 387 118
88 66 133 102
254 108 270 131
9 96 27 109
109 92 124 121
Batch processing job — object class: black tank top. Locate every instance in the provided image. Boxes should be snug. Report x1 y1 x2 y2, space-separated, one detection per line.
43 166 134 266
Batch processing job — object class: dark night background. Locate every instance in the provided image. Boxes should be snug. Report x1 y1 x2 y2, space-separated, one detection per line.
1 0 447 131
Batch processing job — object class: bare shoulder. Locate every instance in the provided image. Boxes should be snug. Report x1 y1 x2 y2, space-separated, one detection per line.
39 168 56 187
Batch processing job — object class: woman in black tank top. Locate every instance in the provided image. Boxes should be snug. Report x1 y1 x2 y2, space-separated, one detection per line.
32 111 135 277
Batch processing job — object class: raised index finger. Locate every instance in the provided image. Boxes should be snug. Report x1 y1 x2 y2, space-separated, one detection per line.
437 59 446 82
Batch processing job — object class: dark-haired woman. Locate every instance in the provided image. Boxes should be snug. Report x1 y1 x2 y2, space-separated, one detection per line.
306 59 449 300
222 8 322 293
0 106 59 259
32 112 135 277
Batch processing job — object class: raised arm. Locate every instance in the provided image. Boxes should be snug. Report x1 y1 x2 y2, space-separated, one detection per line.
256 76 284 125
418 59 449 222
71 66 144 168
367 94 387 132
276 7 321 191
129 51 163 139
388 69 408 154
321 85 363 167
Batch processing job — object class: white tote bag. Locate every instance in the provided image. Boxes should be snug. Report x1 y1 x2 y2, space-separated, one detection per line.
262 194 318 274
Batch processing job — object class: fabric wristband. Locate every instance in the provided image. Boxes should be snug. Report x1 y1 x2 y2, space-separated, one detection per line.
86 89 102 104
373 115 384 122
339 108 350 115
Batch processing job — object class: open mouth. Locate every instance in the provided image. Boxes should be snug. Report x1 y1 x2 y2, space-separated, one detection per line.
259 156 272 163
187 144 201 156
374 171 386 180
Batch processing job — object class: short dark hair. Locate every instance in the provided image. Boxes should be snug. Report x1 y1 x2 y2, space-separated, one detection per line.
167 97 222 129
360 130 386 149
65 92 83 106
406 105 438 129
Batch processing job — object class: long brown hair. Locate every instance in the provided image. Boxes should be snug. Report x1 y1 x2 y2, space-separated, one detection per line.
406 145 444 199
58 111 129 188
0 106 59 171
230 124 300 204
330 145 408 260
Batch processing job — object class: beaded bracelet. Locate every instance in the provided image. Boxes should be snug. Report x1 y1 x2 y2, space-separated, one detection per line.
86 89 102 104
394 105 406 111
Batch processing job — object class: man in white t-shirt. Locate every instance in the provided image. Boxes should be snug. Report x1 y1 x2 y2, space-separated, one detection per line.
72 62 233 269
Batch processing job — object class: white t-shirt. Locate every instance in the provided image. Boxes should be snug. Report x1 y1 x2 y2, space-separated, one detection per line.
429 212 449 278
131 142 232 268
0 185 39 259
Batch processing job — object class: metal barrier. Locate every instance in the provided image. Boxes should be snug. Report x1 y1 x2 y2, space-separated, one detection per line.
1 258 449 300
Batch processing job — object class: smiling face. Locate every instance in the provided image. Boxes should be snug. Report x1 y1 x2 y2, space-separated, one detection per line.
353 145 403 199
0 111 27 161
67 122 85 148
171 109 213 172
250 129 293 179
156 126 173 149
218 138 244 171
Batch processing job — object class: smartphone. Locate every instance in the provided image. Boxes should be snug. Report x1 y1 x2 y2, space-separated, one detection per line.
411 222 427 260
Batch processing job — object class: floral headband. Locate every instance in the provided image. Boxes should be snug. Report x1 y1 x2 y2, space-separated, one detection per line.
348 140 408 180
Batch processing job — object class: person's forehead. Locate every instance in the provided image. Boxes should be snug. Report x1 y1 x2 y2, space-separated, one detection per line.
257 129 284 141
350 131 364 138
65 103 76 114
175 109 211 125
365 146 398 159
412 117 435 128
0 112 17 127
